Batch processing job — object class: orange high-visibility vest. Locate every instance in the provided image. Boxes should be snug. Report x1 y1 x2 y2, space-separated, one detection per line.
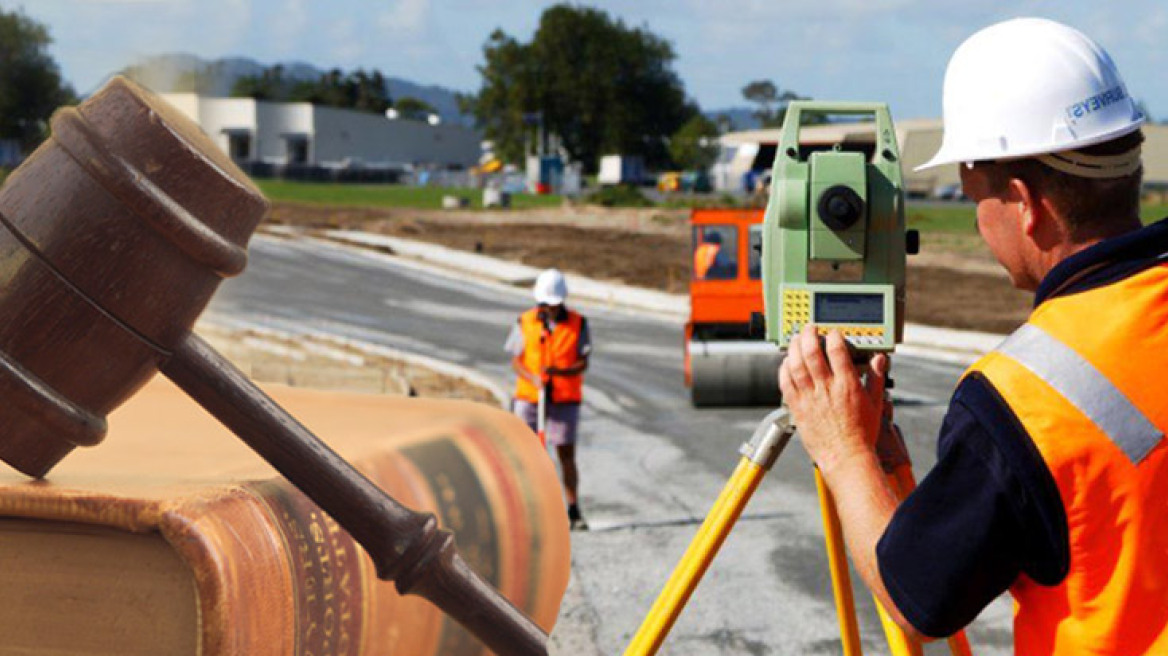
514 307 584 404
966 264 1168 655
693 243 721 279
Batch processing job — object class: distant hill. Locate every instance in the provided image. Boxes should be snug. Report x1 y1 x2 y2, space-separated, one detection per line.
117 54 475 126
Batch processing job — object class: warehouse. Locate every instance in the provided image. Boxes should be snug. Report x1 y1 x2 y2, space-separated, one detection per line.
716 119 1168 197
161 93 481 175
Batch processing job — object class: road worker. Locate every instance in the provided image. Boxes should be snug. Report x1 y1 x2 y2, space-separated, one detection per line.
779 18 1168 653
505 268 592 530
693 230 723 279
693 230 735 280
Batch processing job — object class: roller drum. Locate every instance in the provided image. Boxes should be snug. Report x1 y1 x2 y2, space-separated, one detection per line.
689 340 782 407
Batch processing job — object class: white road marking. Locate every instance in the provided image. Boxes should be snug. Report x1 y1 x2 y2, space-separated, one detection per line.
600 341 679 361
382 296 516 326
583 385 626 414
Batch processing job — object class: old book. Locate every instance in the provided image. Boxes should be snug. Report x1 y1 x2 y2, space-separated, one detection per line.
0 376 570 655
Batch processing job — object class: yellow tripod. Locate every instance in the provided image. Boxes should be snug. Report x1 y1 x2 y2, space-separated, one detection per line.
624 405 974 656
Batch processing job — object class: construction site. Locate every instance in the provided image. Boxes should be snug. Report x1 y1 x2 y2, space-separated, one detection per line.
3 4 1168 656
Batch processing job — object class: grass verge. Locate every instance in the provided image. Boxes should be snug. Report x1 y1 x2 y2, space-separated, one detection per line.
255 180 564 210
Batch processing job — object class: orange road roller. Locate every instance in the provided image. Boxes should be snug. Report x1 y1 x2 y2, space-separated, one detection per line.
685 208 783 407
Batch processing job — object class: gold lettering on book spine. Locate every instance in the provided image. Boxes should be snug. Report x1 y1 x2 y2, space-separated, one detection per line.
251 482 365 656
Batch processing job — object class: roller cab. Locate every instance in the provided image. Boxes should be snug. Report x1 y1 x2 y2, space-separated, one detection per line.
685 208 782 407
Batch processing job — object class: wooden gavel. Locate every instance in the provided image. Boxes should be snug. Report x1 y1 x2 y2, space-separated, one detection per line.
0 77 548 655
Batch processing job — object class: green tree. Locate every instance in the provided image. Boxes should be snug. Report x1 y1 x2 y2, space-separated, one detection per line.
233 65 391 114
741 79 812 128
315 68 349 107
353 69 391 114
470 29 537 164
0 9 75 151
454 91 476 119
286 76 325 104
392 96 437 121
231 64 289 101
669 114 720 170
470 5 695 171
742 80 778 125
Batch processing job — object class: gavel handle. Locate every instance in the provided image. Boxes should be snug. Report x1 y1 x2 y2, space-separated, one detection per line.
161 332 548 656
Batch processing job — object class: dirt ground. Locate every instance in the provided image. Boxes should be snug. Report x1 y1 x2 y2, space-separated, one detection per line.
266 201 1035 336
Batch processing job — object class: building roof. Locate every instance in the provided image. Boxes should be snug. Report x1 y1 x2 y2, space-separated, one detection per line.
720 118 1168 189
721 118 942 147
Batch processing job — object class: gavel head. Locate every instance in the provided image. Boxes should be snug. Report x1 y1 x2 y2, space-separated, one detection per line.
0 76 269 477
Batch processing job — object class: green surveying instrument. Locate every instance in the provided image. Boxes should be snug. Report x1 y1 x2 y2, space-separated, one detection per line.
626 102 971 656
761 101 909 352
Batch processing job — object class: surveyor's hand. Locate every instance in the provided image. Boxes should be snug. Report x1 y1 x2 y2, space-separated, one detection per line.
779 324 888 476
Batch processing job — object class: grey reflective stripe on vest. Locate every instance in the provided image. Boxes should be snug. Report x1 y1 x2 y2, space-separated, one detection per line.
996 323 1163 464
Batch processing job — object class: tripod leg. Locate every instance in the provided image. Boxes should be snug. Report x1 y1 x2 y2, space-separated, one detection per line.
815 466 865 656
874 574 925 656
625 456 768 656
624 409 794 656
820 463 926 656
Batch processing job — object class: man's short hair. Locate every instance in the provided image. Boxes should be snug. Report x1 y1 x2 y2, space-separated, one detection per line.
975 130 1144 240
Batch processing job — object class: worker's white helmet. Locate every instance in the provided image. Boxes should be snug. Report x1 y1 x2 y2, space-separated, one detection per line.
533 268 568 305
917 17 1144 172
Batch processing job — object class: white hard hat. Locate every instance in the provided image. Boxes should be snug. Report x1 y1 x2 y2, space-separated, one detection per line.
533 268 568 305
917 17 1144 172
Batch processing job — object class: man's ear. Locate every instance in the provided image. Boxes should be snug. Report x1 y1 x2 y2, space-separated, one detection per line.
1006 177 1039 237
1009 177 1066 246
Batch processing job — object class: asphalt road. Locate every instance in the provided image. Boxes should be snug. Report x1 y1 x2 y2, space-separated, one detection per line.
209 234 1013 656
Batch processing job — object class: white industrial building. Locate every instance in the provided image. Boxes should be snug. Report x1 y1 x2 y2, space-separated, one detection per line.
715 119 1168 196
160 93 481 172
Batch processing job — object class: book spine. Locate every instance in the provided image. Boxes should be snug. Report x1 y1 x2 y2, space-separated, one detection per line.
158 487 301 656
162 419 566 656
247 481 393 656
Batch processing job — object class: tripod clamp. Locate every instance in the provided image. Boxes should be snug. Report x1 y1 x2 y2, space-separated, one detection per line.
740 407 796 470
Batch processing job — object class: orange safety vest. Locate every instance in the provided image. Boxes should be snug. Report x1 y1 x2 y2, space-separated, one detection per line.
693 243 720 279
514 307 585 404
966 264 1168 655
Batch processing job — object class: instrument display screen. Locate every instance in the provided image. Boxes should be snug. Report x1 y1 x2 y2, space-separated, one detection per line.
814 293 883 324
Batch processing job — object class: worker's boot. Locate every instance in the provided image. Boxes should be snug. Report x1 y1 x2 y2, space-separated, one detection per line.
568 503 589 531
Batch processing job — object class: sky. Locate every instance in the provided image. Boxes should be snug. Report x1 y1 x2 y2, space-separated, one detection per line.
4 0 1167 122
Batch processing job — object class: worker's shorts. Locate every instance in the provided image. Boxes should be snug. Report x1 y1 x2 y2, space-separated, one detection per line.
512 399 580 447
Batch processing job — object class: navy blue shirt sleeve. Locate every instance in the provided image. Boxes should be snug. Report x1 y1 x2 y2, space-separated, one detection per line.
876 373 1068 638
577 316 592 358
